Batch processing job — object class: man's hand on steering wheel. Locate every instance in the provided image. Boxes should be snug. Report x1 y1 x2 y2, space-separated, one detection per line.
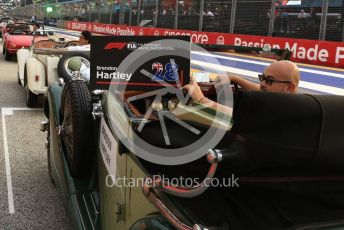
214 74 239 92
183 75 206 103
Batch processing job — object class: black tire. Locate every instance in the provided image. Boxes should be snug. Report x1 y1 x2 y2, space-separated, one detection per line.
46 120 55 186
24 64 37 107
26 89 38 107
60 80 94 178
57 52 90 83
43 96 49 118
24 65 27 87
4 48 11 61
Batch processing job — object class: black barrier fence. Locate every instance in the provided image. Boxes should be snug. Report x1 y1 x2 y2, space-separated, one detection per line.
10 0 344 42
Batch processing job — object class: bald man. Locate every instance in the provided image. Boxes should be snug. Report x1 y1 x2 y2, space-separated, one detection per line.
183 60 300 114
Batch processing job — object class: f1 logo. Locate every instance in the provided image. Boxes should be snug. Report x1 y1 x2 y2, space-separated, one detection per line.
104 42 127 50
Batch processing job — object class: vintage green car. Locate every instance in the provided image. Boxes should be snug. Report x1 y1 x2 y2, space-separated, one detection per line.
41 47 344 230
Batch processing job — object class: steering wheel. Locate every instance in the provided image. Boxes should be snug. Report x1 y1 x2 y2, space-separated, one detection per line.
198 82 217 97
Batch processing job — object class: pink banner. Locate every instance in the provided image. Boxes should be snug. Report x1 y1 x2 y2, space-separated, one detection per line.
66 21 344 68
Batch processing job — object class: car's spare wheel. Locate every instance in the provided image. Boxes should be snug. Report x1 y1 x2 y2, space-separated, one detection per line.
60 80 94 178
57 52 90 83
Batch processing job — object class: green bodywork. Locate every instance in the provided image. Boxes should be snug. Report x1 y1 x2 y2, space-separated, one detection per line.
46 83 170 230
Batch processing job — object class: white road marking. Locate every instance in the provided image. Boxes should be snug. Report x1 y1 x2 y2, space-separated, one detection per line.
1 107 43 214
2 110 14 214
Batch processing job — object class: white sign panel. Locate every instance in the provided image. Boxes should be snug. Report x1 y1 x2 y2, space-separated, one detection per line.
99 117 118 178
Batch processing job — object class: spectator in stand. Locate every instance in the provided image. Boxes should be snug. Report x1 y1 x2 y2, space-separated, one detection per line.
298 9 309 18
81 7 86 16
31 16 36 23
205 9 215 16
298 9 308 30
267 9 278 18
280 9 289 32
309 8 317 29
152 9 158 17
214 8 220 16
310 8 316 18
267 9 271 18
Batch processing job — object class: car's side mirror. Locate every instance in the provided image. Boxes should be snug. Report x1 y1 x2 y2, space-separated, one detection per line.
68 57 83 72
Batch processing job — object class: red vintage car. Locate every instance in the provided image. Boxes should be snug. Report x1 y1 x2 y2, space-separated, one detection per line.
2 23 49 61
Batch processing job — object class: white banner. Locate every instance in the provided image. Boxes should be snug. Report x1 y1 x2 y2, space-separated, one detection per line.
99 117 118 178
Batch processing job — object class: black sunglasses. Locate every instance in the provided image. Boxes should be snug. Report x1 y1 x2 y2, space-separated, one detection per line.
258 74 292 86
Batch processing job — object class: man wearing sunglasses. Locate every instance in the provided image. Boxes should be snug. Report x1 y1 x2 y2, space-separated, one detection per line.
183 60 300 114
229 60 300 93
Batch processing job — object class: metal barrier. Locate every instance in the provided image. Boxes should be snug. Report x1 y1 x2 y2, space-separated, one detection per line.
11 0 344 42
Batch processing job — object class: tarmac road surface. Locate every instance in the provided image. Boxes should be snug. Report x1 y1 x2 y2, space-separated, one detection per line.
0 40 72 230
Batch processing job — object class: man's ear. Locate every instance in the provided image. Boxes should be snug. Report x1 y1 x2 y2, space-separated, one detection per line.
288 83 296 92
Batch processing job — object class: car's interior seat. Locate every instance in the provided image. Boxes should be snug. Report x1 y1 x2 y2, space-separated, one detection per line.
136 90 344 230
230 90 344 171
32 40 59 49
137 90 344 172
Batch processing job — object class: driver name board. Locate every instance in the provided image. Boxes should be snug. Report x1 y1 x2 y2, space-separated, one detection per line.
90 36 190 91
